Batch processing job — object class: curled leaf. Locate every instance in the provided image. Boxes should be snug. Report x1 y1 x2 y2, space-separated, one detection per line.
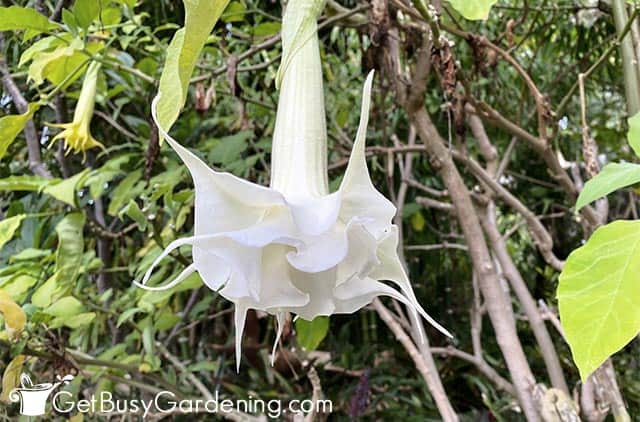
0 290 27 338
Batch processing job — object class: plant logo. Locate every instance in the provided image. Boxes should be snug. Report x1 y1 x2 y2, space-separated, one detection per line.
9 373 74 416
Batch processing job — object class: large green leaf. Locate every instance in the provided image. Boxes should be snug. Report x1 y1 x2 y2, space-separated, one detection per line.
54 213 86 283
43 296 85 317
156 0 231 131
628 111 640 157
0 215 26 252
445 0 498 20
575 162 640 211
43 169 90 207
72 0 100 30
295 316 329 351
558 220 640 380
0 103 40 160
0 6 58 35
0 176 51 193
27 40 102 86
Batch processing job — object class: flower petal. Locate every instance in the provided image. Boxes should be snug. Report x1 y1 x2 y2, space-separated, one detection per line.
339 71 397 238
151 96 285 237
285 191 341 236
234 301 249 372
271 311 286 366
370 226 453 338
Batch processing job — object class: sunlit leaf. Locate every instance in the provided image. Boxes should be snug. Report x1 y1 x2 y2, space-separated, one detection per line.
51 312 95 329
27 39 103 87
0 103 40 160
0 6 57 38
72 0 100 29
558 220 640 380
628 112 640 157
0 290 26 338
0 215 26 252
120 200 147 231
445 0 498 20
575 162 640 211
54 213 86 284
31 272 64 308
156 0 231 132
0 175 50 192
43 169 91 207
221 1 246 22
43 296 85 317
0 355 25 403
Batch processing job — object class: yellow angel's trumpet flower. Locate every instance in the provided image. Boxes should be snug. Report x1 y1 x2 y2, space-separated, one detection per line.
48 61 104 156
137 0 451 370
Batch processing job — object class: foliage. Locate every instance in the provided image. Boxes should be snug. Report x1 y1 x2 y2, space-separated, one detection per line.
561 111 640 380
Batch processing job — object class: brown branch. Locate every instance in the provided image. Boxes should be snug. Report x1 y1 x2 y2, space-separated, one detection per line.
451 149 564 271
430 347 516 396
481 204 569 393
373 299 459 421
0 35 52 179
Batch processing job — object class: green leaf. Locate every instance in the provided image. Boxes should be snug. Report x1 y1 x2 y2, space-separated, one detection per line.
156 0 231 131
18 36 61 68
108 169 143 216
138 271 202 306
52 312 95 329
154 312 181 331
0 274 37 302
1 355 25 402
54 213 85 284
558 220 640 380
253 22 281 38
116 307 143 328
295 316 329 351
31 272 64 308
0 103 40 160
411 211 425 232
445 0 498 20
72 0 100 29
43 169 90 206
628 112 640 157
0 6 58 36
120 200 147 231
62 8 78 35
0 290 26 338
221 1 246 22
210 131 251 165
0 175 50 192
0 215 26 252
575 162 640 211
43 296 85 317
27 39 102 87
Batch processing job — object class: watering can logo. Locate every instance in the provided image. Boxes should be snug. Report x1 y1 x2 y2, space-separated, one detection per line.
9 373 74 416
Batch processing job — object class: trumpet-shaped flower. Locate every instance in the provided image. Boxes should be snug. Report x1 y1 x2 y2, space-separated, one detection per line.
48 61 104 156
137 0 450 370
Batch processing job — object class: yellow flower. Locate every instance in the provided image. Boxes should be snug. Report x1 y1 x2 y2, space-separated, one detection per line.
48 61 104 157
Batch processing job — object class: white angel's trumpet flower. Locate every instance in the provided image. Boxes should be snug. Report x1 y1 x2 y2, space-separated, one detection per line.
137 0 450 370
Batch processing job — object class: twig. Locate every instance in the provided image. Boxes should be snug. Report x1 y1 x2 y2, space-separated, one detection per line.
0 34 52 179
430 347 516 396
372 299 458 421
